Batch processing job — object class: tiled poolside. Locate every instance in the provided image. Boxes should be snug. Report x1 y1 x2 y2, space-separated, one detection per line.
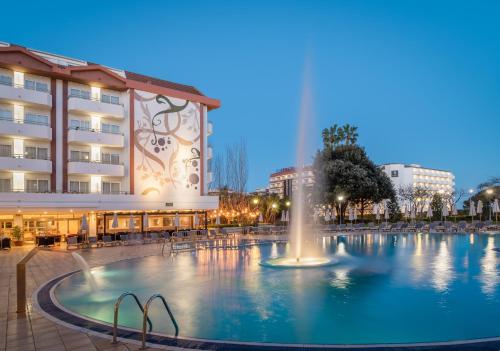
0 244 168 351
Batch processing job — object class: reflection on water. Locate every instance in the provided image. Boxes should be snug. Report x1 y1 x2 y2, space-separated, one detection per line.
431 239 454 292
55 233 500 345
480 236 500 296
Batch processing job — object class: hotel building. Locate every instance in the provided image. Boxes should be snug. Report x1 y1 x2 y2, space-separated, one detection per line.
0 42 219 239
380 163 455 198
268 166 314 199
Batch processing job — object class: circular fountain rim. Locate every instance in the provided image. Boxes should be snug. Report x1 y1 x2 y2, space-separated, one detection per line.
260 256 338 268
32 253 500 351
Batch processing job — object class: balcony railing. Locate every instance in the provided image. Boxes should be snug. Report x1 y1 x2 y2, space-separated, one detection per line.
0 80 50 93
0 115 50 126
68 126 123 135
0 153 51 161
68 158 122 165
68 93 122 106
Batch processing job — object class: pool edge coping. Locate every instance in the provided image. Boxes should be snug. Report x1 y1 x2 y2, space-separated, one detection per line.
32 255 500 351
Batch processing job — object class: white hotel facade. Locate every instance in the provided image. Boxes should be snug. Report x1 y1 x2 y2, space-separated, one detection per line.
379 163 455 196
0 42 219 239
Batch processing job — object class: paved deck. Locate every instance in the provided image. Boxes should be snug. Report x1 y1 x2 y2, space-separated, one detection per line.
0 243 169 351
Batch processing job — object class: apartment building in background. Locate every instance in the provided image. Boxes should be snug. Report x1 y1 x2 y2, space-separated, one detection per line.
380 163 455 198
0 42 219 239
268 166 314 199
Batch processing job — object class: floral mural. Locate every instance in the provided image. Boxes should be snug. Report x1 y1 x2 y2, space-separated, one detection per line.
134 91 202 196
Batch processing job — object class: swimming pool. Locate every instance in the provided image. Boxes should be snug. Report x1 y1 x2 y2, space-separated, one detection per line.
48 233 500 347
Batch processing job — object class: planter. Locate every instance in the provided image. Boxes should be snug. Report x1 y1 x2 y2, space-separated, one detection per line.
13 240 23 247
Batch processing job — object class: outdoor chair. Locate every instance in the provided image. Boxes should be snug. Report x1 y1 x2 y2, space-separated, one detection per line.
66 236 80 250
102 235 114 247
88 236 100 248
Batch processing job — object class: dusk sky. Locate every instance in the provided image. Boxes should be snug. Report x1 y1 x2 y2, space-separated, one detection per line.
2 0 499 192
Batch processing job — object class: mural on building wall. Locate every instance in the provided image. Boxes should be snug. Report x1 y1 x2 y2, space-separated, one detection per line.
134 91 201 196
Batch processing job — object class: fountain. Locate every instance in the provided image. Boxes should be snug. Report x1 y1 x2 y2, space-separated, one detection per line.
72 252 97 290
262 61 336 268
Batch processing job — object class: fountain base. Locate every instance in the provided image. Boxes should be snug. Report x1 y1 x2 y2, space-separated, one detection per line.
261 256 337 269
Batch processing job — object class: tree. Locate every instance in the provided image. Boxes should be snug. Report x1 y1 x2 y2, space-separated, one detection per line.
342 124 359 145
321 123 359 148
430 193 443 221
397 185 433 215
313 143 396 221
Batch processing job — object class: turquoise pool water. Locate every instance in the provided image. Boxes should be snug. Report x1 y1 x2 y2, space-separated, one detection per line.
54 233 500 345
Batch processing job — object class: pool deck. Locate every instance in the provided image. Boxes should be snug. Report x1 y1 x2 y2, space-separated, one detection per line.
2 234 500 351
0 243 168 351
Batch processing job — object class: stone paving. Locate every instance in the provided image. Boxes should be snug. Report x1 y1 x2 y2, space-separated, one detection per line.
0 243 172 351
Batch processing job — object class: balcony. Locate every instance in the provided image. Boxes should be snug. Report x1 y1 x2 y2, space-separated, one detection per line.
0 154 52 173
207 121 213 136
68 128 124 148
0 117 52 140
68 95 124 119
206 171 213 183
68 159 125 177
0 81 52 107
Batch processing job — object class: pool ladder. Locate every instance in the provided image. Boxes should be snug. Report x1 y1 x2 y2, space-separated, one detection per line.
112 292 179 349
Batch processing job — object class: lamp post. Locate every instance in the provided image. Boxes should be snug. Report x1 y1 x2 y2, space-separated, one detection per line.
486 188 494 221
469 188 474 223
337 195 344 225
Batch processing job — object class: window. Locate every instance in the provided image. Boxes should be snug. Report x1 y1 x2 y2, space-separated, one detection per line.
25 147 36 159
24 79 48 92
0 144 12 157
69 181 89 193
0 179 11 192
25 113 49 125
391 170 399 178
101 153 120 164
101 94 120 105
69 88 91 100
0 108 12 121
0 75 12 86
24 147 48 160
70 119 91 131
102 182 120 194
70 150 90 162
25 179 49 193
101 123 120 134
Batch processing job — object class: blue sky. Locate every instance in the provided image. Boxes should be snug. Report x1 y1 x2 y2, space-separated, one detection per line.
2 0 499 192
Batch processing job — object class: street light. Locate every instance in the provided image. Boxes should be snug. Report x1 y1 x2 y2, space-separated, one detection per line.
337 195 344 225
286 201 291 207
252 198 259 205
271 203 277 209
486 188 494 221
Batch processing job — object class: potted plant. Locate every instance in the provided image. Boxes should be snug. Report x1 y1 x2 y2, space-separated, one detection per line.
11 226 23 246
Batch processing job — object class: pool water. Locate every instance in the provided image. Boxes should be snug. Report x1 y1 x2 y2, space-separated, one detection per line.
54 233 500 345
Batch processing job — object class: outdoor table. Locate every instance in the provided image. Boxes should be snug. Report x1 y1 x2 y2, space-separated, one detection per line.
36 235 61 247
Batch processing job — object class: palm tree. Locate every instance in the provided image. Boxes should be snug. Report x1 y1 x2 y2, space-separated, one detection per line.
321 128 330 147
342 124 358 145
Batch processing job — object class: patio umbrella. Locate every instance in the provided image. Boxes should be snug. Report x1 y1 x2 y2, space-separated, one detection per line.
374 204 380 221
285 210 290 222
324 210 331 222
442 203 449 219
384 205 390 222
281 210 286 222
80 214 88 232
174 212 180 227
403 205 409 220
313 209 319 224
353 208 358 222
258 213 263 223
451 204 458 216
143 212 149 232
216 214 221 225
493 199 499 222
111 212 118 229
128 215 135 232
410 207 416 221
194 212 199 227
331 207 337 222
426 203 433 220
477 200 483 220
469 200 476 221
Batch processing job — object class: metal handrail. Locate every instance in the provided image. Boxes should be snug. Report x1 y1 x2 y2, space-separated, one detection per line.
141 294 179 349
68 126 123 135
0 80 51 93
68 93 123 106
0 116 50 126
112 292 153 344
